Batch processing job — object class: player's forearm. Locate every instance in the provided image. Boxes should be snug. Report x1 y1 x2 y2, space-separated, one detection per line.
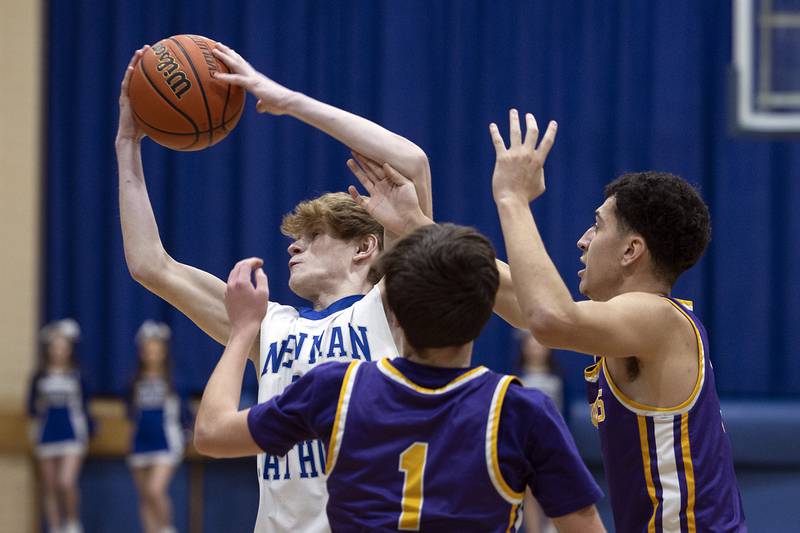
116 139 170 282
195 326 257 453
492 260 527 328
286 92 432 215
495 198 578 345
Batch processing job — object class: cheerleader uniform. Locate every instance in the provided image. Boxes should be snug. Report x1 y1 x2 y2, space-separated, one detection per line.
127 376 187 467
28 370 90 458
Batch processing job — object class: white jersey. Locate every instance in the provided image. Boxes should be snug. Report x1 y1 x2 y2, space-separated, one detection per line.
255 285 399 533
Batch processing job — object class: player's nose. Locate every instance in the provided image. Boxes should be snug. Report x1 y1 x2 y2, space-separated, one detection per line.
287 240 303 256
577 227 593 251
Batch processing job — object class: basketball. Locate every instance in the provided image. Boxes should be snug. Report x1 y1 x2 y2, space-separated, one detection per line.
129 34 245 151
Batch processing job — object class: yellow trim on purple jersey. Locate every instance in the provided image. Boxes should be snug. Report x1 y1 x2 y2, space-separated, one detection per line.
601 299 705 415
584 361 602 382
377 359 489 394
681 412 697 532
485 375 525 504
506 503 519 533
637 415 660 533
326 360 363 475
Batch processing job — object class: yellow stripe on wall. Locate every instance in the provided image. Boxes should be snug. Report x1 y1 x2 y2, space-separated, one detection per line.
637 415 658 533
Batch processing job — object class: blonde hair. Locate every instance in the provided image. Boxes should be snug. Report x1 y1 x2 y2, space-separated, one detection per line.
281 192 384 283
282 192 383 247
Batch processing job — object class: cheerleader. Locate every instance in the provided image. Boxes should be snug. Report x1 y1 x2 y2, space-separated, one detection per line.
127 321 189 533
27 318 89 533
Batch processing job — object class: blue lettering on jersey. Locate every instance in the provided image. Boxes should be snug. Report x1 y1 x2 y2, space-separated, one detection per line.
262 440 327 480
298 440 319 478
280 335 297 369
317 440 326 472
349 325 371 361
262 326 373 374
264 453 281 480
262 341 288 375
327 327 346 358
309 334 323 364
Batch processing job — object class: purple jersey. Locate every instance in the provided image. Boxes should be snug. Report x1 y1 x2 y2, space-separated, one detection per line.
585 297 745 533
249 357 601 532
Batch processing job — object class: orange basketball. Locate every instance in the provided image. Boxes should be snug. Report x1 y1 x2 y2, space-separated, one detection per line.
129 34 245 151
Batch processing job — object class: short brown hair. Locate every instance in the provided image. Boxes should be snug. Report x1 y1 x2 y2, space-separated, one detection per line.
378 224 499 350
605 172 711 284
281 192 384 283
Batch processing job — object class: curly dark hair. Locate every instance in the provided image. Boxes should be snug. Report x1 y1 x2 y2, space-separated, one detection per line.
378 224 499 350
605 172 711 284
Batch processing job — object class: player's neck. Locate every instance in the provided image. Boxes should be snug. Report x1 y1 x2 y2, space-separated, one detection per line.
310 279 374 310
597 272 672 301
404 342 473 368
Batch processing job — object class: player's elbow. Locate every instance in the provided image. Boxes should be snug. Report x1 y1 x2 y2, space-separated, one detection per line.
125 249 169 288
193 420 224 458
407 148 429 182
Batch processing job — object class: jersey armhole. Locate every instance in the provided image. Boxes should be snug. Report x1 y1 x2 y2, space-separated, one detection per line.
485 375 525 505
325 360 363 475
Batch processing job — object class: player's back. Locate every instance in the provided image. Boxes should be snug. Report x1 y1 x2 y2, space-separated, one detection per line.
325 358 524 532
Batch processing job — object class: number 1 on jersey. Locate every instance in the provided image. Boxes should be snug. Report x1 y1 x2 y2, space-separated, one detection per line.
398 442 428 530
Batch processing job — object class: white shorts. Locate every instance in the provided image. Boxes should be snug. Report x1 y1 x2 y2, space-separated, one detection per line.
127 450 183 468
35 440 86 459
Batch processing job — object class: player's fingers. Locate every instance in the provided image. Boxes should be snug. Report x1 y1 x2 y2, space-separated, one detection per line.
347 185 369 209
227 261 242 285
537 120 558 158
256 99 268 113
239 257 264 287
489 123 507 153
255 267 268 292
212 72 244 85
347 159 375 192
121 47 146 90
352 152 384 181
522 113 537 148
383 163 409 186
364 157 386 181
509 109 522 146
361 156 385 180
215 43 246 66
350 153 379 184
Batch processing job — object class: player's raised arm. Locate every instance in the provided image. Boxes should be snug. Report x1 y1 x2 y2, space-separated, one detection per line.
491 110 678 358
116 48 255 359
345 155 528 327
194 258 267 458
211 43 432 221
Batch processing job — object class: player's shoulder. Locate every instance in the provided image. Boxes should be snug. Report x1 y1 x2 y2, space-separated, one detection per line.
504 378 557 415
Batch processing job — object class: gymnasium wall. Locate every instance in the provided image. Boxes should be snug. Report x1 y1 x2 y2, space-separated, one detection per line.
0 1 42 531
22 0 800 531
43 0 800 402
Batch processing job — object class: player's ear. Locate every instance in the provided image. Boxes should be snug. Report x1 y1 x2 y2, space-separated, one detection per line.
621 234 647 267
353 234 379 263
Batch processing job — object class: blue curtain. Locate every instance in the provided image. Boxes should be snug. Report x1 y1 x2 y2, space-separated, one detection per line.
46 0 800 401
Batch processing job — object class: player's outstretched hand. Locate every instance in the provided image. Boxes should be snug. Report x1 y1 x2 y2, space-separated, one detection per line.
347 152 431 237
116 46 148 144
490 109 557 204
212 43 295 115
225 258 269 336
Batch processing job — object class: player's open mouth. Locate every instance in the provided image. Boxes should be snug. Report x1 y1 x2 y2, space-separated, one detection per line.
578 268 585 278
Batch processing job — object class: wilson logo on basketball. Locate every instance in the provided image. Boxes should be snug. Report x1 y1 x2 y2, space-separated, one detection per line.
151 43 192 99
